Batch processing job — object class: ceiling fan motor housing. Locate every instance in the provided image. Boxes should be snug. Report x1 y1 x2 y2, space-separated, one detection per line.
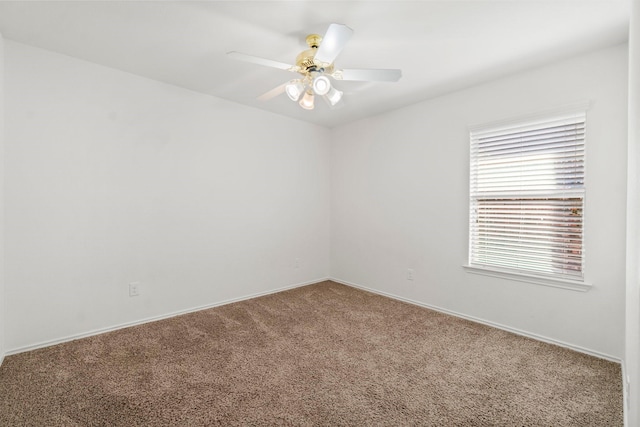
296 34 333 74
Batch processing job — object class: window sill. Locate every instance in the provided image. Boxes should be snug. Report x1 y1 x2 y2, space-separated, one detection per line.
462 265 592 292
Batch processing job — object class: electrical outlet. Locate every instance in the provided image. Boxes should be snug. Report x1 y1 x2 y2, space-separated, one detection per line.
129 282 140 297
407 269 414 281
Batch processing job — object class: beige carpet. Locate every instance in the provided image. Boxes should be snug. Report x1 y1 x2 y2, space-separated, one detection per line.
0 281 623 426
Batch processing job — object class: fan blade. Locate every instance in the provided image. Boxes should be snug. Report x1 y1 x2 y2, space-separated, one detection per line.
227 51 298 72
258 83 287 101
333 68 402 82
314 23 353 65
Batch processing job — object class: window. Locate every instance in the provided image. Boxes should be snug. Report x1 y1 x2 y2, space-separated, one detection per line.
467 110 587 288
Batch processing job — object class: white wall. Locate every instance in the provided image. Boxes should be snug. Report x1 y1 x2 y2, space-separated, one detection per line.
1 37 629 366
331 44 628 359
626 0 640 423
3 41 331 352
0 32 5 365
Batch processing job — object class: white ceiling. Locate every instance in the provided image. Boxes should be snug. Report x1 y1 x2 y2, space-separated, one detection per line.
0 1 630 128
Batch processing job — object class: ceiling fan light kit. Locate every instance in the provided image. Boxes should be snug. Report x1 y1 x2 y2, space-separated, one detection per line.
284 74 343 109
228 23 401 111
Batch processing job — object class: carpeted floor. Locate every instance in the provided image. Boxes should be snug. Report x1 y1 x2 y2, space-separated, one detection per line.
0 281 623 426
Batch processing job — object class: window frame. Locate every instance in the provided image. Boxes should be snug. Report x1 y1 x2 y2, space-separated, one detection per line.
464 104 592 292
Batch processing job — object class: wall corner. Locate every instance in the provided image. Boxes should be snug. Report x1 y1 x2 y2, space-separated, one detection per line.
0 31 5 366
626 0 640 425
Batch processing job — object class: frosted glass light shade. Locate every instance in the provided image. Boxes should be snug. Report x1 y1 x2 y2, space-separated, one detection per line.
312 75 331 96
325 87 343 106
299 91 315 110
285 80 304 101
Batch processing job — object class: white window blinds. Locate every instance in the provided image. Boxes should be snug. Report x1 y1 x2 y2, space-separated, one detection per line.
469 111 586 279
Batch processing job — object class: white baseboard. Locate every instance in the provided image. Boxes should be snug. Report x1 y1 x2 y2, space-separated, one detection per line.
6 277 330 356
6 276 621 366
331 277 621 364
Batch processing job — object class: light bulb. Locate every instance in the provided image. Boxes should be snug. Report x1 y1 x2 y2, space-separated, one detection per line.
312 75 331 96
299 91 315 110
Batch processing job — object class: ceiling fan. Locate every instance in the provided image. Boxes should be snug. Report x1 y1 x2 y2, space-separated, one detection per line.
227 23 402 110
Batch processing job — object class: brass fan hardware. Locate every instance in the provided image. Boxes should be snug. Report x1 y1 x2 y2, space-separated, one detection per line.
295 34 334 75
